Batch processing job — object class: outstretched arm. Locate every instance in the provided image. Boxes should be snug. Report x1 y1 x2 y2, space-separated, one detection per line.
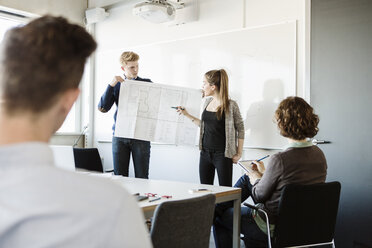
176 107 201 127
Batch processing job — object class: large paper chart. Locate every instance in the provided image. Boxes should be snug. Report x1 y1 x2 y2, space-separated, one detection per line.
115 80 201 145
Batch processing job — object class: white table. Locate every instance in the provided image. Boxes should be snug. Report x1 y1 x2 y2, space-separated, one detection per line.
111 177 242 248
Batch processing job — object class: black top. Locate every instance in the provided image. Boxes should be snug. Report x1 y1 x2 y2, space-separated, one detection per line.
202 109 226 151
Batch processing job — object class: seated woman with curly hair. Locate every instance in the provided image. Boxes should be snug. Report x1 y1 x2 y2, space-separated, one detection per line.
213 96 327 248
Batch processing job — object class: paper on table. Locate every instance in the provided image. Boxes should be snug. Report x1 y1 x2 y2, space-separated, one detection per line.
188 189 212 194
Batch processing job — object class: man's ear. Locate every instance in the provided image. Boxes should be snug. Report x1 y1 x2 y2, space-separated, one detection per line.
51 88 80 133
61 88 80 116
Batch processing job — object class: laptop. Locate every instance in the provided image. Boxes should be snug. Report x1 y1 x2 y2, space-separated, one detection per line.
50 145 76 171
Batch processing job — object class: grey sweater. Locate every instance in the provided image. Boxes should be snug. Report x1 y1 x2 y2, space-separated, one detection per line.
252 145 327 223
199 97 245 158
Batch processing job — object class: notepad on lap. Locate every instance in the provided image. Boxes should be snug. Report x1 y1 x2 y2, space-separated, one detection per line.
238 160 255 173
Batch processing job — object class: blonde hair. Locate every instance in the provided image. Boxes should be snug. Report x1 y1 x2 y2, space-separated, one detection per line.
204 69 230 120
119 51 139 65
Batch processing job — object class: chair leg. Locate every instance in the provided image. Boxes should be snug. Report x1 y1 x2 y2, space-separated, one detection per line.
145 218 152 232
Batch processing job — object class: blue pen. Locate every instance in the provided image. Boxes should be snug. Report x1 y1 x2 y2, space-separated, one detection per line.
256 155 270 162
149 197 162 202
249 155 270 165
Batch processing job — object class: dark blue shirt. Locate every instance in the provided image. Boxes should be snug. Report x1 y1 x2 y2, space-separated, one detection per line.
98 76 152 132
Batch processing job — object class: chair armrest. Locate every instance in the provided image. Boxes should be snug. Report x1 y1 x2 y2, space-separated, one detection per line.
243 203 272 248
243 202 259 210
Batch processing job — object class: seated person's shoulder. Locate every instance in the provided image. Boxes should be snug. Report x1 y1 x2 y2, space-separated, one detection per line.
269 152 282 161
311 144 324 153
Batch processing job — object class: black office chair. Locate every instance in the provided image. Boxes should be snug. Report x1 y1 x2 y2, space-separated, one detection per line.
244 181 341 248
150 194 216 248
73 148 104 173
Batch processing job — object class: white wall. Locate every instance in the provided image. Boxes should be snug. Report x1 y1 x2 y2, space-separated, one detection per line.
244 0 308 97
91 0 307 184
0 0 87 24
89 0 121 8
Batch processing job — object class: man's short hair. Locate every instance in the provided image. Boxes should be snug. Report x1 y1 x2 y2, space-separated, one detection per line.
0 15 97 115
119 51 139 65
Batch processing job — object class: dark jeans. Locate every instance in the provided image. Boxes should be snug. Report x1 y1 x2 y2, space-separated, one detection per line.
213 175 268 248
112 136 150 179
199 149 233 186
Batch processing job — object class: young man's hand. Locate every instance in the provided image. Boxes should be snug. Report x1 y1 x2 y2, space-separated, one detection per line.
110 76 124 87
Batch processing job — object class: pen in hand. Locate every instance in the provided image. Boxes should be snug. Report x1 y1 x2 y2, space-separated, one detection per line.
171 106 185 110
250 155 270 165
249 155 270 175
256 155 270 162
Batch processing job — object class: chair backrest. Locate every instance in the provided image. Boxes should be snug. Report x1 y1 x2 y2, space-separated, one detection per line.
274 181 341 247
150 194 216 248
73 148 104 173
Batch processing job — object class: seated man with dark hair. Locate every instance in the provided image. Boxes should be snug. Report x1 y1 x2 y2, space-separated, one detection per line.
0 16 152 247
213 96 327 248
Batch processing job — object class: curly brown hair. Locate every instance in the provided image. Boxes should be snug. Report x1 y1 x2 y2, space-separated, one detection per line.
275 96 319 140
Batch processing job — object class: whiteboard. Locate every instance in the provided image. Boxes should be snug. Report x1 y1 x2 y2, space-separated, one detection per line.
95 21 296 149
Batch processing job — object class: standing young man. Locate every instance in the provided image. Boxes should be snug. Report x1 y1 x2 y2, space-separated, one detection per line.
0 16 152 247
98 52 152 178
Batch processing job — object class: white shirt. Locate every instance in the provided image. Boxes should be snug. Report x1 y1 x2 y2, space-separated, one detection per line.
0 142 152 248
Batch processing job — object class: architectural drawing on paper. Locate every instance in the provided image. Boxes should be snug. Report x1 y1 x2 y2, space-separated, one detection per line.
115 80 201 146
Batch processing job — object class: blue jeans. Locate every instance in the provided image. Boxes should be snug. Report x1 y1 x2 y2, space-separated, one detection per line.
199 149 233 186
112 137 150 178
213 175 268 248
